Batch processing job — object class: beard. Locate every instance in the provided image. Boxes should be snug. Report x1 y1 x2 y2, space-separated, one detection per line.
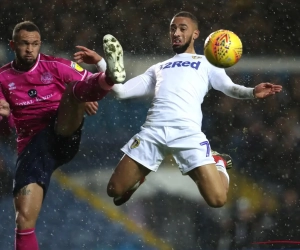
15 54 37 70
172 37 192 54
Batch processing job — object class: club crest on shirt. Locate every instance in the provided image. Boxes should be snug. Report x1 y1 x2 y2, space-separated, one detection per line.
28 89 37 98
130 138 140 149
8 82 16 90
41 72 53 84
71 62 84 72
192 56 202 59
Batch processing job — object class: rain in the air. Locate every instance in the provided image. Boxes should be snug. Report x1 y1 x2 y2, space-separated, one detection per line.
0 1 299 250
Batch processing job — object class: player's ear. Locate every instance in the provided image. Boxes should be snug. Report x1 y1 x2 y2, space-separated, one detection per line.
9 40 15 50
193 29 200 40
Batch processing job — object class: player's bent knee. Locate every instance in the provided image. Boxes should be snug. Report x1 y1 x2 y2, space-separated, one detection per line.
65 82 80 101
205 193 227 208
107 182 124 198
15 211 37 229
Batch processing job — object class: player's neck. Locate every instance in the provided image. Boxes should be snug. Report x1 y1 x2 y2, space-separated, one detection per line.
177 50 196 55
185 47 196 54
13 60 35 72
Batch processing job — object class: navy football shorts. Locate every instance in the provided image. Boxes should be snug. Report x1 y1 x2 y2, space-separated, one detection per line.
13 118 83 197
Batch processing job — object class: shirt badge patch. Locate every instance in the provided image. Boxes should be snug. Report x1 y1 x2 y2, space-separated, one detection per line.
8 82 16 90
28 89 37 98
192 56 202 59
71 62 84 72
130 138 140 149
41 72 53 84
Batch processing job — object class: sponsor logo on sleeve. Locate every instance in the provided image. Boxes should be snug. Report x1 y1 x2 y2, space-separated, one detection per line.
71 61 84 72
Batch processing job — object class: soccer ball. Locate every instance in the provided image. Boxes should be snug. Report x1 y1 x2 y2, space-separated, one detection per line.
204 29 243 68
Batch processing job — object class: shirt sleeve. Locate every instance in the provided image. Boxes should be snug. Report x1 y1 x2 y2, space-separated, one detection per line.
55 57 90 83
209 67 255 99
111 65 156 99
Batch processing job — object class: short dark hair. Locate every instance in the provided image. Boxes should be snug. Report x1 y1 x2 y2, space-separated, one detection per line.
12 21 40 40
173 11 199 29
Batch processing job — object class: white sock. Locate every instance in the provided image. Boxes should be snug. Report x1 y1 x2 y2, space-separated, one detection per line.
216 160 230 184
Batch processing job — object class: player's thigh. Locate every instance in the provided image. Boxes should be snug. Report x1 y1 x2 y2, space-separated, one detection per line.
108 154 151 195
14 183 43 228
56 82 85 136
14 122 80 199
50 121 83 166
121 127 166 172
172 145 215 175
188 164 226 206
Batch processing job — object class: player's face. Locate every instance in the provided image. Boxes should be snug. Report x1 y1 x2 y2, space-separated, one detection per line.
170 16 199 54
10 30 41 70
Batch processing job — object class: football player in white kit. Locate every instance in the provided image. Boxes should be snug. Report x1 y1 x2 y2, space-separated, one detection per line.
74 11 282 207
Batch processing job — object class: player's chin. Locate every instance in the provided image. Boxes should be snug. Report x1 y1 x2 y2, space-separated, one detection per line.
25 58 36 63
172 45 184 54
22 58 37 67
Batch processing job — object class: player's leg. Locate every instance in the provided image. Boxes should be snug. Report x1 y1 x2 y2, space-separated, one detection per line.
14 183 43 250
55 82 86 137
107 154 150 206
56 34 125 136
212 150 233 170
170 127 231 207
12 116 82 250
188 161 229 207
12 126 57 250
107 127 165 206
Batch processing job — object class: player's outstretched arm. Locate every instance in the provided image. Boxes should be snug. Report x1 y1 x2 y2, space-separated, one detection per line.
253 83 282 99
0 99 10 117
74 45 103 65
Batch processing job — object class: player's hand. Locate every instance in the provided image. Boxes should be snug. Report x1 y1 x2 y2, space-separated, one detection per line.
0 115 14 137
74 46 103 65
85 101 98 116
253 83 282 99
0 99 10 117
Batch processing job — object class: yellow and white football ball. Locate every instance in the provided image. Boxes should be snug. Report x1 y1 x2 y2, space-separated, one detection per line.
204 29 243 68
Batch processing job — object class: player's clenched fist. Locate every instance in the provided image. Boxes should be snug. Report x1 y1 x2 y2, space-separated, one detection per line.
0 99 10 117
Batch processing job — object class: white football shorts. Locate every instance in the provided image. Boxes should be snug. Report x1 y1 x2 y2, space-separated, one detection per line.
121 126 215 175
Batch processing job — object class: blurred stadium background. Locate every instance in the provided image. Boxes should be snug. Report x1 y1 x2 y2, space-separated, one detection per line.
1 0 300 249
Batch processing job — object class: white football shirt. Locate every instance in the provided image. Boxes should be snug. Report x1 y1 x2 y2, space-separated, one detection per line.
112 53 254 130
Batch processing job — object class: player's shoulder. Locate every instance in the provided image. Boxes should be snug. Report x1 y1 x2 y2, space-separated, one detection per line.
39 53 71 65
188 53 213 66
200 54 224 69
39 53 85 72
0 62 13 75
